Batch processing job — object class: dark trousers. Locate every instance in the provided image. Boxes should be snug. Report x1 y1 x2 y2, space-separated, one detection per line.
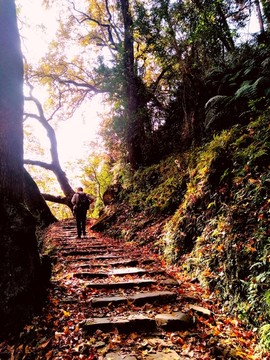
75 209 87 238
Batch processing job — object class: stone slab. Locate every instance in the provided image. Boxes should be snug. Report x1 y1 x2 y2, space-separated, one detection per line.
107 259 139 267
61 245 108 251
155 312 193 330
74 267 152 279
65 255 121 262
91 290 177 307
80 259 139 268
94 255 121 260
91 295 127 307
141 259 156 265
159 278 179 286
144 350 182 359
108 267 147 276
105 353 137 360
73 272 108 279
62 250 107 256
130 291 177 306
82 311 192 335
82 314 156 333
148 270 166 275
85 279 157 289
188 304 213 316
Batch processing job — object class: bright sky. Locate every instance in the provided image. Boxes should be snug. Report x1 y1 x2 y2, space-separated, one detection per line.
17 0 103 166
17 0 260 168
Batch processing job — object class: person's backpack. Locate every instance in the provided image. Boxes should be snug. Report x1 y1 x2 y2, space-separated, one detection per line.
77 193 90 211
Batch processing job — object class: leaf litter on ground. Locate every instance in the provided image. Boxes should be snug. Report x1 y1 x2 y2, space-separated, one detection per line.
0 218 268 359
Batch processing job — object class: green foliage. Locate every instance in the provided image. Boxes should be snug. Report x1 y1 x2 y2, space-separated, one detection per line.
157 112 270 329
266 291 270 310
48 203 71 220
259 324 270 352
162 129 234 262
80 147 114 218
204 45 270 131
124 156 186 215
205 95 233 130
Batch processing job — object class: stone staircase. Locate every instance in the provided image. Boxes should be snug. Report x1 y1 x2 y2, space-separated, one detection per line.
50 221 211 359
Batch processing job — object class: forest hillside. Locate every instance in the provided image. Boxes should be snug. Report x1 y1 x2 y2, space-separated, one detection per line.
1 0 270 353
93 106 270 353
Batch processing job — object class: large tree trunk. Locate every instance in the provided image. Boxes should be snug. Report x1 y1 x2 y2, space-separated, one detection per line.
0 0 44 337
120 0 146 169
257 0 266 32
23 168 58 228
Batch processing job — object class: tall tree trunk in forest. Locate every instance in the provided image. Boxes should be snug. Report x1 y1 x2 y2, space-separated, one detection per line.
256 0 266 32
260 0 270 28
120 0 145 169
23 168 58 228
0 0 44 337
215 2 235 51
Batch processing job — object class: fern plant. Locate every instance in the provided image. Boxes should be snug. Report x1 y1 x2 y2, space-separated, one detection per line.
204 46 270 131
205 95 232 130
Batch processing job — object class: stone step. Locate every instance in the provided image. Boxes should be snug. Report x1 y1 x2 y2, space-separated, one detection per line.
85 279 157 289
60 248 107 254
100 259 139 267
143 350 184 360
155 312 193 330
74 259 139 269
65 255 122 262
62 249 108 256
62 247 123 256
73 267 148 279
188 304 213 316
63 236 98 242
107 267 166 276
81 311 193 334
95 255 122 260
141 259 156 265
62 225 76 229
81 314 156 333
78 259 160 270
104 350 183 360
60 245 108 251
91 290 177 307
73 271 108 279
104 353 137 360
73 266 167 279
108 267 147 276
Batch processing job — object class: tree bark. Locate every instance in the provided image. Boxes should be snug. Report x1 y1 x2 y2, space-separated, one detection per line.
23 168 58 228
120 0 145 169
24 93 75 208
0 0 44 337
216 2 235 52
256 0 265 32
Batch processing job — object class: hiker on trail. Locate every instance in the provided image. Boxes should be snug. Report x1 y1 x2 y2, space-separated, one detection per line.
71 187 91 239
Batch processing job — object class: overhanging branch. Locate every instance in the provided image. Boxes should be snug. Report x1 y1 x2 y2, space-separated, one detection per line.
24 160 54 171
42 193 70 206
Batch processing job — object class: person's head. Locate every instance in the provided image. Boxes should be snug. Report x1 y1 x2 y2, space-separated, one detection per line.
77 187 83 192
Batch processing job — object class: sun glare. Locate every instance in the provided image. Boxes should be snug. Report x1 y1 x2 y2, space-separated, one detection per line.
18 0 104 165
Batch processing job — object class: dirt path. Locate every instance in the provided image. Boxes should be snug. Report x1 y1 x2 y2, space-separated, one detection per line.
0 219 263 359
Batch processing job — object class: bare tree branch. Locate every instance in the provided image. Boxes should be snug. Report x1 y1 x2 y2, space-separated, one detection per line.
24 159 55 171
23 76 75 203
69 0 120 50
42 193 70 206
